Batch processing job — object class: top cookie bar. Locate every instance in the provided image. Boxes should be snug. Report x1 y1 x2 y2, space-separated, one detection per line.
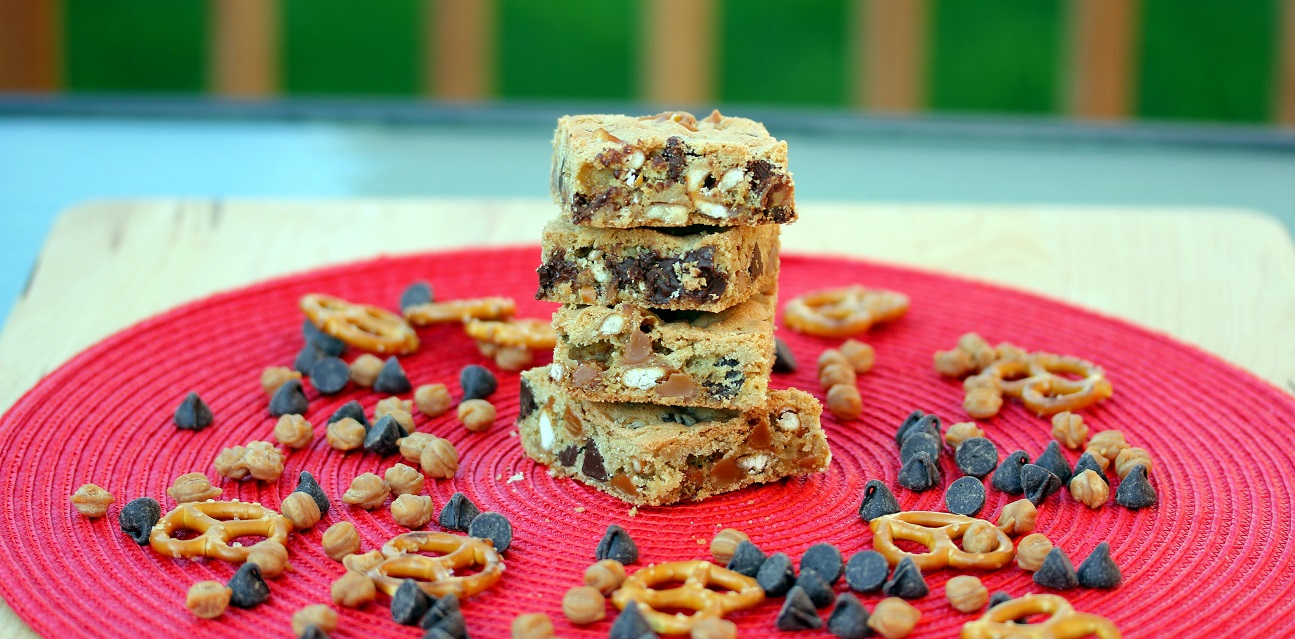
551 111 797 228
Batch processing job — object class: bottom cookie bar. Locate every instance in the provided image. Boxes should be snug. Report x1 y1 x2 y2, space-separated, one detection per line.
517 366 831 506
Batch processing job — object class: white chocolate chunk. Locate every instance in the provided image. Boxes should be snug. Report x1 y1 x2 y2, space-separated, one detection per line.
622 368 665 390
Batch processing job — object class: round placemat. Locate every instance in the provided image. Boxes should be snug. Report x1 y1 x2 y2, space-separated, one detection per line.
1 247 1292 638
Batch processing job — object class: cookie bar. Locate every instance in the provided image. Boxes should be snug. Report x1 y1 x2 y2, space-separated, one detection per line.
551 292 775 410
537 217 780 312
551 111 797 228
517 367 831 506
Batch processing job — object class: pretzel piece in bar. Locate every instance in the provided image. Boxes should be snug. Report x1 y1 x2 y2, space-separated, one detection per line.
150 501 292 563
869 511 1014 571
784 286 909 337
961 593 1121 639
366 531 503 600
300 294 420 355
611 561 764 635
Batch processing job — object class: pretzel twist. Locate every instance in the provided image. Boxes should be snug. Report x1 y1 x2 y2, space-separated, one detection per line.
961 594 1121 639
784 286 909 337
150 501 292 563
611 561 764 635
982 353 1113 416
300 294 420 355
403 297 516 325
869 512 1014 571
366 531 503 600
464 318 556 349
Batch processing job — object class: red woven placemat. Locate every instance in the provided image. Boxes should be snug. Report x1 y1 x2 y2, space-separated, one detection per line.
1 247 1292 638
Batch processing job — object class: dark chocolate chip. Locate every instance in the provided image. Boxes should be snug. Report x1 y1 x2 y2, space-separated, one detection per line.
882 557 928 599
989 591 1014 609
657 137 689 182
400 281 434 311
1072 452 1109 485
419 593 461 630
118 497 160 545
460 364 497 401
796 569 834 608
1021 464 1063 505
900 432 940 464
295 471 330 514
269 379 309 417
956 437 999 478
991 450 1030 494
844 550 889 593
174 392 214 431
1115 465 1156 509
773 337 797 373
294 343 327 375
303 320 346 357
595 524 639 564
467 511 512 553
364 415 403 456
518 378 537 420
726 540 767 577
425 611 466 639
747 159 775 196
228 562 270 608
827 593 869 639
1033 547 1079 590
756 552 796 597
391 578 433 625
374 357 412 394
328 400 369 429
945 476 987 516
581 438 609 481
421 628 454 639
897 452 941 492
609 599 658 639
556 444 579 467
299 625 330 639
310 356 350 395
438 492 480 532
537 251 580 295
896 412 941 447
1077 542 1122 588
800 543 843 585
1035 441 1072 484
775 586 823 630
859 480 901 522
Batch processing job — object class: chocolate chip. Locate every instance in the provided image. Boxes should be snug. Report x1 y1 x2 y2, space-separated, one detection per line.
896 411 941 447
796 569 834 608
294 343 326 375
425 611 466 639
174 392 213 430
460 364 497 401
303 320 346 357
900 431 940 464
374 357 412 394
439 492 480 532
419 593 461 630
1035 441 1072 484
391 578 433 625
844 550 889 593
518 378 537 420
773 337 797 373
827 593 869 639
956 437 999 478
726 540 767 577
581 438 609 481
328 400 370 429
756 552 796 597
299 626 330 639
859 480 901 522
269 379 309 417
657 137 689 182
1073 452 1109 485
118 497 160 545
595 524 639 564
747 160 775 197
310 356 350 395
945 476 986 516
882 557 928 599
775 586 823 630
1033 548 1079 590
400 281 434 311
295 471 330 514
800 543 843 585
989 591 1014 609
228 562 270 608
363 415 402 456
537 253 581 296
610 599 658 639
991 450 1030 494
1077 542 1122 588
556 444 579 467
1115 465 1156 509
467 511 512 552
1021 463 1063 505
897 452 941 492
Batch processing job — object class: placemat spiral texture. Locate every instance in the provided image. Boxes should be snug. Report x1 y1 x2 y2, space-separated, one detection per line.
1 247 1293 638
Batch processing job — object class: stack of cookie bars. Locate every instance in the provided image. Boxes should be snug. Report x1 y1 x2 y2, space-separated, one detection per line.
518 111 831 506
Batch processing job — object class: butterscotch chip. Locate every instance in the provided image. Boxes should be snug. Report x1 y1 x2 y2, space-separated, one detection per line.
385 463 425 496
213 445 249 480
390 494 435 529
386 409 416 436
691 618 737 639
414 383 453 418
1114 447 1153 479
1017 533 1053 572
819 362 857 389
584 559 627 596
241 441 286 482
399 432 437 463
273 414 314 449
321 522 361 561
945 575 988 613
247 539 291 578
1087 430 1130 461
494 346 535 372
458 399 497 433
817 349 851 372
512 613 555 639
165 473 221 504
331 571 376 608
261 366 302 395
420 437 459 478
186 580 232 619
961 521 998 554
826 384 862 420
869 597 920 639
70 483 114 518
292 604 339 636
562 585 606 624
996 499 1038 536
1051 412 1089 449
839 339 875 373
343 473 390 509
280 491 322 530
963 384 1003 420
349 353 384 387
709 528 750 565
944 422 985 448
327 417 366 451
375 396 413 420
934 348 976 378
1070 469 1110 508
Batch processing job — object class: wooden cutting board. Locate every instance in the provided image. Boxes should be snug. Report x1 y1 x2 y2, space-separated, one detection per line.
0 198 1293 637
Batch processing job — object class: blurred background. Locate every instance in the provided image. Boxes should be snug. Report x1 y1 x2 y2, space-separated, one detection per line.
2 0 1294 321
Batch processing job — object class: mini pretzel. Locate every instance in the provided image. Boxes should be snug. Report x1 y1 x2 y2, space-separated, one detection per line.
403 297 516 325
366 531 503 599
611 561 764 635
300 294 420 355
464 318 556 349
869 511 1014 571
784 286 909 337
982 353 1112 416
150 500 292 563
962 593 1121 639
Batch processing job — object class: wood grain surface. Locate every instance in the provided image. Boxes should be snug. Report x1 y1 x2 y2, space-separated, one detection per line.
1 199 1294 636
